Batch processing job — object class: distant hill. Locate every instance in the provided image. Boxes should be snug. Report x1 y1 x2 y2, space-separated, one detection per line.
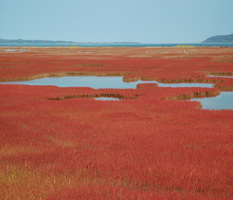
0 39 144 47
202 34 233 43
0 38 77 44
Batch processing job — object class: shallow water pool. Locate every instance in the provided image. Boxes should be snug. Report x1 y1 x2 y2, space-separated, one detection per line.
94 97 120 101
1 76 232 110
191 92 233 110
0 76 214 89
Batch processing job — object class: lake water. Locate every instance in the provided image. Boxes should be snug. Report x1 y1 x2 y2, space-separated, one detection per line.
0 76 232 110
191 92 233 110
4 49 26 53
0 76 214 89
1 42 233 47
4 49 18 52
209 75 233 78
191 75 233 110
95 97 120 101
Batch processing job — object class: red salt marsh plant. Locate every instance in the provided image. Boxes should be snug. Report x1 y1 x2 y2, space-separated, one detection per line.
0 47 233 199
1 84 232 199
1 47 233 88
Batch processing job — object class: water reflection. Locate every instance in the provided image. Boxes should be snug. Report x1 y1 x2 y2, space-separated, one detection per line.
191 92 233 110
4 49 26 52
1 76 232 109
4 49 17 52
94 97 120 101
0 76 214 89
209 75 233 78
158 82 213 88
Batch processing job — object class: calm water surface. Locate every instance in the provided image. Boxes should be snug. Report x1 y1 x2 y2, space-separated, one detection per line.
94 97 120 101
0 76 214 89
1 76 232 110
4 49 18 52
209 75 233 78
1 42 233 47
191 92 233 110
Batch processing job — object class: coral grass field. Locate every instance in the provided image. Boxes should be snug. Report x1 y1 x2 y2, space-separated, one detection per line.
0 47 233 199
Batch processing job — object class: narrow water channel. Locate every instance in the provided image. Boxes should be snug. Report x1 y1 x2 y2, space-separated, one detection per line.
0 76 214 89
94 97 120 101
1 75 232 110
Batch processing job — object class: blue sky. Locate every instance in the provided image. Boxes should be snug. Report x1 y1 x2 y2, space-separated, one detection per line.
0 0 233 43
